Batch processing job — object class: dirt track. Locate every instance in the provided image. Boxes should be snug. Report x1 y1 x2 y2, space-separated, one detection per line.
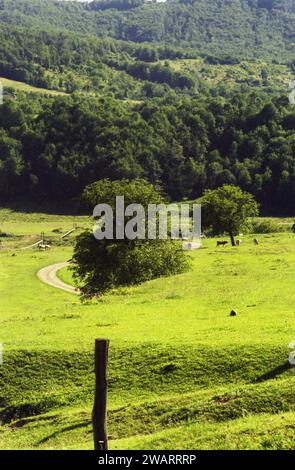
37 262 79 295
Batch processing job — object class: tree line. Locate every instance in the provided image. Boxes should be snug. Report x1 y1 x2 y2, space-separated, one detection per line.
0 0 294 62
1 91 294 213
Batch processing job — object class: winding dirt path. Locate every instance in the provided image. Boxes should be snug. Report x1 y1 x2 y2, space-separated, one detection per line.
37 262 79 295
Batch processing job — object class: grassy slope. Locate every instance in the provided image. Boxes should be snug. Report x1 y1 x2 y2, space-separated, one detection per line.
57 265 75 286
0 209 89 249
1 77 66 96
0 212 295 449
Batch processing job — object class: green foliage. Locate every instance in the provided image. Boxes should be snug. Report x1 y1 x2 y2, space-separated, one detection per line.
166 57 294 96
201 185 259 245
0 22 292 99
72 179 189 298
1 0 295 452
250 219 285 233
0 1 294 215
0 3 293 99
82 178 164 209
0 92 295 213
0 0 294 62
73 232 188 298
0 129 23 198
0 24 199 97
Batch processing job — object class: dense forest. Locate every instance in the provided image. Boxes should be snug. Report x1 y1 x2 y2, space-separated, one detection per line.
0 23 292 98
1 92 295 212
0 0 294 61
0 26 198 97
0 0 294 213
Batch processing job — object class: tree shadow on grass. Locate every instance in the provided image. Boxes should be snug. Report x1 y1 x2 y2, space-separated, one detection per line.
37 419 92 445
254 361 293 383
8 414 60 429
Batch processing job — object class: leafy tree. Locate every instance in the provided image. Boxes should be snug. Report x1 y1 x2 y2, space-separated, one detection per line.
201 185 259 246
0 130 23 198
72 179 189 298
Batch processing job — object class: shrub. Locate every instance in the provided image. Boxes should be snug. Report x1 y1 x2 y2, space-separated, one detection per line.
250 219 285 234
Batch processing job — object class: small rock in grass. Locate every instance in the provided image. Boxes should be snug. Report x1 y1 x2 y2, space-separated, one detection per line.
161 363 178 374
230 310 237 316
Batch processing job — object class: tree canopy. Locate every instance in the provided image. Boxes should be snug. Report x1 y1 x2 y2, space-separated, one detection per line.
0 92 294 214
0 0 294 216
72 179 189 298
201 185 259 245
0 0 294 62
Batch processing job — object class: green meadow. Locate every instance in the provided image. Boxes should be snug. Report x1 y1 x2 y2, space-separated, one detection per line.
0 77 66 96
0 210 295 450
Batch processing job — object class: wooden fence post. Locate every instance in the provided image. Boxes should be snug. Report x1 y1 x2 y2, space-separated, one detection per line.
92 338 109 451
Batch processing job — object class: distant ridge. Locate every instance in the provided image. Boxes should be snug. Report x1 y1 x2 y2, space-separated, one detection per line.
0 0 294 61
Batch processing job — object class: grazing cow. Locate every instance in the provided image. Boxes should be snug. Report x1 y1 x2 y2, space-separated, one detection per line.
38 243 51 251
253 238 259 245
217 240 228 247
236 239 243 246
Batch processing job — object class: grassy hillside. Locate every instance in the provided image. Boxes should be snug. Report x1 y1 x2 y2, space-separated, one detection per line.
0 211 294 449
0 209 89 249
0 77 66 95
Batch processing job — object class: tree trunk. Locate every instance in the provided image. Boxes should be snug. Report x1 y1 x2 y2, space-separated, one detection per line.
229 232 235 246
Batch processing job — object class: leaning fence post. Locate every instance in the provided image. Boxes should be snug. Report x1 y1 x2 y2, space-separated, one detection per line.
92 338 109 451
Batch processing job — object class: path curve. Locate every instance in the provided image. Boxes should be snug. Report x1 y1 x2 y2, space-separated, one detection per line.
37 262 80 295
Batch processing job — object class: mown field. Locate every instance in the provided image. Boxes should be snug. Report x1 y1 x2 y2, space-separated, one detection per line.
0 210 295 450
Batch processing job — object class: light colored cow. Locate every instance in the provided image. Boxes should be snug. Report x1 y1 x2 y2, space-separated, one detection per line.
38 244 51 251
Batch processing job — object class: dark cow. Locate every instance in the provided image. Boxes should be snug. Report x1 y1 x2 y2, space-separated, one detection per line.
216 241 228 247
